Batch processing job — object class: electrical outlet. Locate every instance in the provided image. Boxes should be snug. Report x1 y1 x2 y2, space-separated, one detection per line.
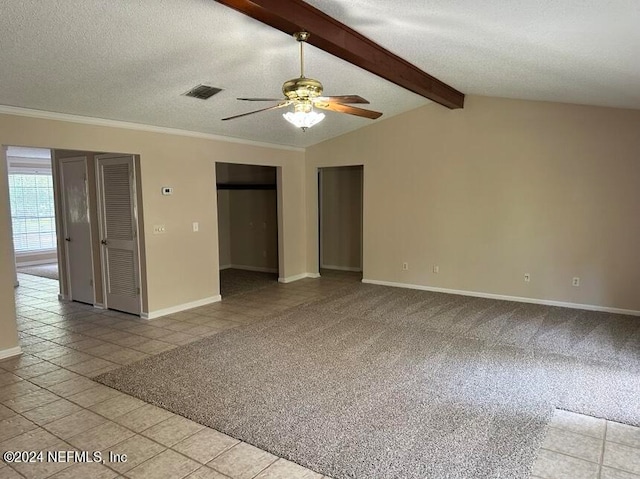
572 277 580 287
433 265 439 274
402 262 409 271
153 225 166 234
524 273 530 283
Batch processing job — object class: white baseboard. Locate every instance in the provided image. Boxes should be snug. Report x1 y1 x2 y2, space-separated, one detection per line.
243 265 277 274
223 264 278 274
219 264 232 270
278 272 320 283
0 346 22 361
93 303 105 309
58 293 70 301
141 295 222 320
16 259 57 267
321 264 362 272
361 279 640 317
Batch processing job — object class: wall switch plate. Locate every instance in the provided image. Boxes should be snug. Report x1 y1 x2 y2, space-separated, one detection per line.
433 265 439 274
402 262 409 271
524 273 530 282
192 222 199 232
153 225 166 234
572 277 580 287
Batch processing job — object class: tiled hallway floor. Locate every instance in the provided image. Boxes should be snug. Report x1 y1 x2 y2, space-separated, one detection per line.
532 409 640 479
2 271 639 479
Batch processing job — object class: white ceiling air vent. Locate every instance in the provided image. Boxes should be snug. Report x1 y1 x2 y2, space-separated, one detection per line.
183 84 223 100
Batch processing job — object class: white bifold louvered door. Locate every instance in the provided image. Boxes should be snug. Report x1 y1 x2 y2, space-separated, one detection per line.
96 155 141 315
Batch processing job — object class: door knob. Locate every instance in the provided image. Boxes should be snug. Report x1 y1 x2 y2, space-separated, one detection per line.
101 239 108 245
65 237 71 242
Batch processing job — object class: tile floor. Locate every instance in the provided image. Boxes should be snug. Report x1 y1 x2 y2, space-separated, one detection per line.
1 272 361 479
2 271 639 479
532 410 640 479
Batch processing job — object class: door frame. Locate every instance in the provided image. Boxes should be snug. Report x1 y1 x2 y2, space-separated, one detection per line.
215 162 282 295
95 153 143 315
317 164 364 273
59 156 96 304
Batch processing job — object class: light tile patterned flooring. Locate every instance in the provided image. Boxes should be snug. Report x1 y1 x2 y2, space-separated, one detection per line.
1 272 360 479
2 271 639 479
532 409 640 479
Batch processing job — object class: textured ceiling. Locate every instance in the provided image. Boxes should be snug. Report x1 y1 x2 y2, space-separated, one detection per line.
1 1 638 148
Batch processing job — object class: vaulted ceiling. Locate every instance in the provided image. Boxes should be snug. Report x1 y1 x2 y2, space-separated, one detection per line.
1 1 638 148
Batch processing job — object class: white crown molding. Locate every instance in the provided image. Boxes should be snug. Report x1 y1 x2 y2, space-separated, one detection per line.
362 279 640 317
0 105 305 153
141 295 222 320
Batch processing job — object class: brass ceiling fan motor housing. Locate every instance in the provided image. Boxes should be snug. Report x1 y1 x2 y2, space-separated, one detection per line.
282 77 324 101
222 30 383 123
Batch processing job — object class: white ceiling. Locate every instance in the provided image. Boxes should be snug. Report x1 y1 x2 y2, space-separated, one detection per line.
1 1 638 148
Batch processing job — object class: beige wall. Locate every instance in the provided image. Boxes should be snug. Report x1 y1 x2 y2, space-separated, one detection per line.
307 95 640 311
228 189 278 272
217 189 232 267
0 113 306 330
321 166 363 271
218 163 277 184
0 147 19 353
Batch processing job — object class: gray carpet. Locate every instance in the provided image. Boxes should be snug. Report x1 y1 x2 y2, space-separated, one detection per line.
219 268 278 297
96 284 640 479
17 263 59 281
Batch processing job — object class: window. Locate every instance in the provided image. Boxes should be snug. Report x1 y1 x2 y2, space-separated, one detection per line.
9 171 57 252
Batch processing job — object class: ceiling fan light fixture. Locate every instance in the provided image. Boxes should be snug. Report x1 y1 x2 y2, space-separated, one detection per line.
283 103 325 131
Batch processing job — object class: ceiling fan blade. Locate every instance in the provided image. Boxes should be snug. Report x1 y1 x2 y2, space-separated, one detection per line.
237 98 284 101
315 102 382 119
315 95 370 104
222 102 290 121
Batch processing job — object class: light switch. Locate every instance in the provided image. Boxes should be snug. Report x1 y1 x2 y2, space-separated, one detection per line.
192 222 199 232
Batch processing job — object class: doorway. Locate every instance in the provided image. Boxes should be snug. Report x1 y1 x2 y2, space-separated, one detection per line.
6 147 60 286
319 166 364 275
216 162 279 297
3 146 143 319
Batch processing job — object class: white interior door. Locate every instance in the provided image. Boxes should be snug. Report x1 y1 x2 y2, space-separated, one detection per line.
60 157 94 304
96 155 140 315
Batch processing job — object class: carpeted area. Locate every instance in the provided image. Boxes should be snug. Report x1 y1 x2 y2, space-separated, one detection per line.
96 283 640 479
219 268 278 297
17 262 59 281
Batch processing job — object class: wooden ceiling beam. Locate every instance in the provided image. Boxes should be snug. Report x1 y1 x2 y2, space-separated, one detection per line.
214 0 465 109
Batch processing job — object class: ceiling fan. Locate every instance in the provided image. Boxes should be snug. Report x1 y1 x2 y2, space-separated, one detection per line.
222 31 382 131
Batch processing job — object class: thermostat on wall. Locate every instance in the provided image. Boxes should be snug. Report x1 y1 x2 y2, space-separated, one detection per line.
161 187 173 196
